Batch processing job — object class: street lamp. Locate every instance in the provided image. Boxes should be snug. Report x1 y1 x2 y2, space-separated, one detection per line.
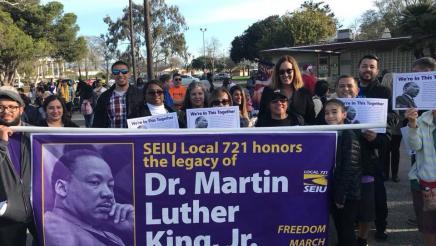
200 28 207 72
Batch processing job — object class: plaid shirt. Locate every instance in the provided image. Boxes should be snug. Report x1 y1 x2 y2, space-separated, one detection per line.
108 91 127 128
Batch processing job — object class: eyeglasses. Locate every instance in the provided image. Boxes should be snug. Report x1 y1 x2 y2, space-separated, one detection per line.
174 78 182 81
112 69 129 75
0 105 20 113
147 90 164 96
279 69 294 75
271 99 288 104
211 99 230 106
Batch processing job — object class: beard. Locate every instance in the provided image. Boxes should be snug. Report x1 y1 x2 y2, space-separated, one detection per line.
359 71 377 84
0 115 21 126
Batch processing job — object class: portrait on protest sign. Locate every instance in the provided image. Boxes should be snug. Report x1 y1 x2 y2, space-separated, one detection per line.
37 143 134 246
393 71 436 110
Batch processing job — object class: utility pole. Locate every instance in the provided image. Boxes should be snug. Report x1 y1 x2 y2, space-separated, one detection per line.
129 0 137 82
144 0 154 80
200 28 207 73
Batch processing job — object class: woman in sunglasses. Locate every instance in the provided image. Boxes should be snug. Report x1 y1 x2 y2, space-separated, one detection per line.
229 85 251 127
209 88 233 108
258 55 315 125
256 91 304 127
209 87 248 128
138 80 186 128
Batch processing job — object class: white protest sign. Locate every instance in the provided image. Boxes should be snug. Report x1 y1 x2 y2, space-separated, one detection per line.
338 98 388 133
186 106 240 128
393 71 436 110
127 112 180 129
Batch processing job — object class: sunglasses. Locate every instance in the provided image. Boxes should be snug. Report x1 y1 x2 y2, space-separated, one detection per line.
211 99 230 106
112 69 129 75
174 78 182 81
147 90 164 96
278 69 294 75
271 99 288 104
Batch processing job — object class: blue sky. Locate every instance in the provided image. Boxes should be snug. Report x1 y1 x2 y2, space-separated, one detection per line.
41 0 376 58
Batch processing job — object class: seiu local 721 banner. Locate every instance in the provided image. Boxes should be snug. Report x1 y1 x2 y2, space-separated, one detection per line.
31 131 336 246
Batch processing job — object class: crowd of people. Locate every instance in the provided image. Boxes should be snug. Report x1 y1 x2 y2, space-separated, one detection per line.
0 54 435 246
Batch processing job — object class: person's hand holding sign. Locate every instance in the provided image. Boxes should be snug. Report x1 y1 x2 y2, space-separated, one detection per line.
362 129 377 142
405 108 419 128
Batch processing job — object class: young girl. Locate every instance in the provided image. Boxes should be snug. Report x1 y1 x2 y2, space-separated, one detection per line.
324 99 361 246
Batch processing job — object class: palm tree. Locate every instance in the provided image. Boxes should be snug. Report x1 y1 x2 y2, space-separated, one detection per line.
399 1 436 58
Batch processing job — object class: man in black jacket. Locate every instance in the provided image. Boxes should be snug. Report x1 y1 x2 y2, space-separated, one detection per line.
92 61 144 128
357 54 392 243
0 86 38 246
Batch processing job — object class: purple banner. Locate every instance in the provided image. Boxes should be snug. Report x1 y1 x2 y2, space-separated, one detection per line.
32 132 336 246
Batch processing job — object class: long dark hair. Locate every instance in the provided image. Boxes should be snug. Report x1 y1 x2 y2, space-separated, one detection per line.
43 95 69 124
229 85 248 119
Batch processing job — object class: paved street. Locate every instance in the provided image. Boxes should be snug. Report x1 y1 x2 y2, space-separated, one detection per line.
365 142 423 246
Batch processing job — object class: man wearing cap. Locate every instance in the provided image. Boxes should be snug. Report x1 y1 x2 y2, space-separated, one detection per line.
255 90 304 127
0 86 37 245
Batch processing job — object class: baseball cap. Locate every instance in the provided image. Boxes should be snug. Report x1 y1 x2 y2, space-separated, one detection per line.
270 90 288 101
0 86 25 106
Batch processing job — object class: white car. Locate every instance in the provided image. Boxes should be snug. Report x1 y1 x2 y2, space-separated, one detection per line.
181 75 200 86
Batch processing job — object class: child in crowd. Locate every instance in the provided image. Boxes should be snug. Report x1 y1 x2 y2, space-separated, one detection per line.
324 99 361 246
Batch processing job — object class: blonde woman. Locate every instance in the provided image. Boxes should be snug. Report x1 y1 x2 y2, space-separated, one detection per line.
258 55 315 125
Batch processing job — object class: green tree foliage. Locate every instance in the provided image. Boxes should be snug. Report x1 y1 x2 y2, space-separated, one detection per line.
0 1 85 84
398 1 436 58
356 10 387 40
230 1 337 63
0 10 34 83
230 15 293 63
374 0 406 36
103 0 187 69
283 0 337 45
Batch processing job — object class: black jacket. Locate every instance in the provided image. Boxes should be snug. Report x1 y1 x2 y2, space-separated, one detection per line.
0 132 33 225
255 111 304 127
37 120 79 128
92 85 144 128
333 129 361 205
358 79 394 176
139 104 187 128
258 87 315 125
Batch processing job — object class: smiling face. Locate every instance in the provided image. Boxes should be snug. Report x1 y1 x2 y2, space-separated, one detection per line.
189 86 205 108
112 64 130 88
0 99 23 126
46 99 63 122
359 58 379 84
324 103 347 125
278 61 294 86
336 77 359 98
232 89 243 105
145 83 164 106
62 156 115 226
269 98 288 118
